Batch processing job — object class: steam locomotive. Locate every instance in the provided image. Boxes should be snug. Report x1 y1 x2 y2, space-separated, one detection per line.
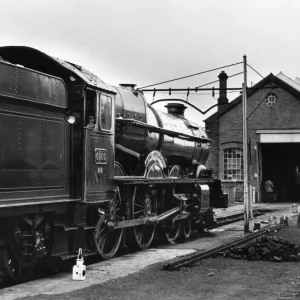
0 46 225 283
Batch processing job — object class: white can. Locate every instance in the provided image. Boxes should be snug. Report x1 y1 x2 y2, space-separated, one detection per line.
72 248 86 281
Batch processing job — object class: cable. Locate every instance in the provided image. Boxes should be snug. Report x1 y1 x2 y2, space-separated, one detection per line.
138 61 243 89
197 79 219 88
196 71 244 88
247 87 275 120
247 64 264 79
229 71 244 78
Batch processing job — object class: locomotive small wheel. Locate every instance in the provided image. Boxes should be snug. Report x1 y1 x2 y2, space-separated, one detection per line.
1 246 34 283
181 217 192 239
93 163 124 260
131 164 163 250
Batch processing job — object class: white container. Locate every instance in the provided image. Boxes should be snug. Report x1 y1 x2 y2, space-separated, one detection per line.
72 248 86 281
292 204 299 213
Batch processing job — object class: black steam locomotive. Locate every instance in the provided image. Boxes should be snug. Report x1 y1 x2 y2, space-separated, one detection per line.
0 46 225 282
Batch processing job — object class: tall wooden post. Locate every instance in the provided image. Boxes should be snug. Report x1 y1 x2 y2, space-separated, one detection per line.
243 55 250 234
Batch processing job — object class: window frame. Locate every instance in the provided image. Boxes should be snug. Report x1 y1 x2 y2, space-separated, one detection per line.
97 93 113 132
265 92 277 106
223 148 244 181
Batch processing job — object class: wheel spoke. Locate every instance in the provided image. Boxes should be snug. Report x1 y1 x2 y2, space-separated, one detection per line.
136 195 145 205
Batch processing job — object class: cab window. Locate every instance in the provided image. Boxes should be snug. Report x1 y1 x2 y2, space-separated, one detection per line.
99 94 112 131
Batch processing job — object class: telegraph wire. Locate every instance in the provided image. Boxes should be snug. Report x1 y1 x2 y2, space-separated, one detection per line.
138 61 243 89
247 87 275 120
196 71 244 88
247 63 264 79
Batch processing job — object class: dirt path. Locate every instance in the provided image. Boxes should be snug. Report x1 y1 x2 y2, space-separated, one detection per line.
16 255 300 300
16 224 300 300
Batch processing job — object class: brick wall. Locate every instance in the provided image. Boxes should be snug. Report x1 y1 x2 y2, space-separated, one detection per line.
205 80 300 205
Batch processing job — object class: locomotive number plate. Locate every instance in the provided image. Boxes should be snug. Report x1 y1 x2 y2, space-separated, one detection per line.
95 148 107 164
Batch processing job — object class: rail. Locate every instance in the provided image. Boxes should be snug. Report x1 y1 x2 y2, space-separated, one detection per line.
163 224 286 270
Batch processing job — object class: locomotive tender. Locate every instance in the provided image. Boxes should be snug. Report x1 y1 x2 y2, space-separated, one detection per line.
0 46 225 282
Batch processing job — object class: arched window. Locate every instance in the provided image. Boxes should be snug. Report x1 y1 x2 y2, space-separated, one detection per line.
223 148 243 180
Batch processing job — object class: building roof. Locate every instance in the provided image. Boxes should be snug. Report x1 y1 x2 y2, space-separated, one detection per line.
204 72 300 122
277 72 300 93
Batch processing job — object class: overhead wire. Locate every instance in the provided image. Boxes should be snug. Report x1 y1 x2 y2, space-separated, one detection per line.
247 64 264 79
138 61 243 89
196 71 244 88
247 87 275 120
143 62 263 112
142 71 244 95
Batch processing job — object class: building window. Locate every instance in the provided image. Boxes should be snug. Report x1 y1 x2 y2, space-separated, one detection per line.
224 148 244 180
265 93 277 106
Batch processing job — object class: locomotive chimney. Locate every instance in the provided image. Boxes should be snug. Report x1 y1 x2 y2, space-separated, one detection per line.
218 71 228 110
119 83 136 91
165 103 187 117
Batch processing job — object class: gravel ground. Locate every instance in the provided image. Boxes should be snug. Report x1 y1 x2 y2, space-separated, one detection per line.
17 220 300 300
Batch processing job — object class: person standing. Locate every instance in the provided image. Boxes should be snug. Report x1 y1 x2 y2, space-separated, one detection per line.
265 179 274 202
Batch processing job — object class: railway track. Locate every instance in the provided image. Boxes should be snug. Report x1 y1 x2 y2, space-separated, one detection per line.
162 223 286 270
210 208 270 229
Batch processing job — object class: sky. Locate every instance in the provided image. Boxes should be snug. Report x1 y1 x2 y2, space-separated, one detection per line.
1 0 299 125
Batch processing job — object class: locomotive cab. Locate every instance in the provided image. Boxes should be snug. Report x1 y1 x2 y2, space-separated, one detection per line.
82 90 117 203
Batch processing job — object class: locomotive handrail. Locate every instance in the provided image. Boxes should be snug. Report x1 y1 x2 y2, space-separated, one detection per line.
115 117 211 143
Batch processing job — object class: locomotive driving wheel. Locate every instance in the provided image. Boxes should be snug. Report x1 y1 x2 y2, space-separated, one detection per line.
93 163 124 260
131 164 163 250
0 218 49 283
164 165 182 243
164 221 181 243
181 217 192 239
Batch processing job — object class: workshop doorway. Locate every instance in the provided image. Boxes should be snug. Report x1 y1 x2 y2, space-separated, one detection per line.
261 143 300 202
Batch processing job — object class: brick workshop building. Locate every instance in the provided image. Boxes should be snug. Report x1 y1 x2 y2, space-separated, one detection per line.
204 71 300 205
